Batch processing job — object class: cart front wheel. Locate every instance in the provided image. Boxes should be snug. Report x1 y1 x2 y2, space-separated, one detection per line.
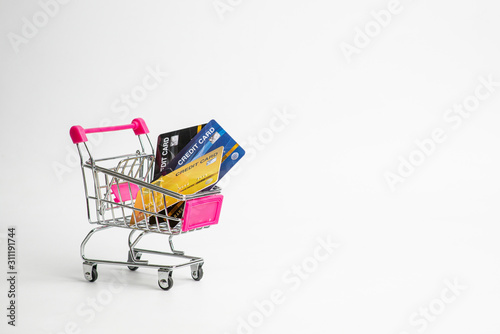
127 252 142 271
84 265 98 282
158 277 174 290
191 267 204 281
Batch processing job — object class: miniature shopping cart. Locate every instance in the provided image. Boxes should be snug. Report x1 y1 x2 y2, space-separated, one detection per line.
70 118 224 290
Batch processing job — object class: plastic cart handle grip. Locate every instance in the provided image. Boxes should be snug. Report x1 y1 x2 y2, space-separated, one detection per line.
70 118 149 144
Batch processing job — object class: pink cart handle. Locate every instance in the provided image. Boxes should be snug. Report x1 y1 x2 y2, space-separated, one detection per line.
70 118 149 144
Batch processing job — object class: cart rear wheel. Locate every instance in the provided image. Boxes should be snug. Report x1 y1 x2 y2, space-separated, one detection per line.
158 277 174 290
127 252 142 271
191 267 204 281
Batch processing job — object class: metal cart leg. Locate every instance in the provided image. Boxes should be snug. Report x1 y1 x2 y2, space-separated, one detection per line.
127 230 148 270
80 225 112 261
80 226 112 282
168 235 184 255
167 235 204 281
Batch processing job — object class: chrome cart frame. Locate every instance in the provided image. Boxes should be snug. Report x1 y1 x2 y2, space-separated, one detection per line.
70 118 222 290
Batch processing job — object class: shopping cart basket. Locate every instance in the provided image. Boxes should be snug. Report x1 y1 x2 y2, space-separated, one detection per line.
70 118 224 290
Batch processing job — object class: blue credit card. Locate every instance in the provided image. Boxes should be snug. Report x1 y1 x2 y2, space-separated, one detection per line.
162 119 245 182
153 123 206 181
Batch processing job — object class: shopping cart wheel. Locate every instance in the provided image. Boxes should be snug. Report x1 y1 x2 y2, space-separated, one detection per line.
83 262 98 282
158 269 174 291
158 277 174 290
191 267 204 281
127 252 142 271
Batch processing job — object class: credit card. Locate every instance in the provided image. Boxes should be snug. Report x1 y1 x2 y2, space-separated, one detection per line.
148 201 185 228
131 146 223 224
164 119 246 221
153 123 206 180
162 119 245 182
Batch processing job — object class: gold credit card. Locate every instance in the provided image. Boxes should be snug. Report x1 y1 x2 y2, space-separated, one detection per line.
131 146 223 224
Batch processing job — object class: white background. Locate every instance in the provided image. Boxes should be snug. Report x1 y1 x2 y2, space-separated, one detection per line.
1 0 500 333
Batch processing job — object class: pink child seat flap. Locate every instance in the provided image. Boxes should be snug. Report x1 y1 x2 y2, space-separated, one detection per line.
182 195 223 232
110 183 140 203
